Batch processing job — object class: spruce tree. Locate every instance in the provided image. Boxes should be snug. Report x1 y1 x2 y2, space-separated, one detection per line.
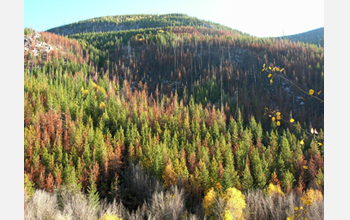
251 149 266 189
242 162 254 191
198 159 210 190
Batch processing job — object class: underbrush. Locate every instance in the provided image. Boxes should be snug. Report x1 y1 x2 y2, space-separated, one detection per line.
24 163 323 220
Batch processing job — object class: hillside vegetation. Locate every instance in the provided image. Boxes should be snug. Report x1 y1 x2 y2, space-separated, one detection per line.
25 14 324 219
277 27 324 47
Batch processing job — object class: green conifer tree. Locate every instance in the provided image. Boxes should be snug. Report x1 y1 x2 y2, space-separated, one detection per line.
87 172 100 210
242 161 254 191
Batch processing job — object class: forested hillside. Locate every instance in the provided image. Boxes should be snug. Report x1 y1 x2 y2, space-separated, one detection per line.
47 13 243 36
277 27 324 47
24 14 324 220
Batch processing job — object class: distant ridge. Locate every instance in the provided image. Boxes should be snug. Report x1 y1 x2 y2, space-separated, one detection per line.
277 27 324 47
46 13 242 36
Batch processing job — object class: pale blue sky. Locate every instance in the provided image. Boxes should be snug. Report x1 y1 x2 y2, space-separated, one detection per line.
24 0 324 37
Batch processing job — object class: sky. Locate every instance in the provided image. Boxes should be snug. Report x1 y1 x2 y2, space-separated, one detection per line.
24 0 324 38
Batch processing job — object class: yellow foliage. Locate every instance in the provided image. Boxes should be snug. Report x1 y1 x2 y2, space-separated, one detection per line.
162 159 177 188
204 187 246 219
309 89 315 95
92 82 98 89
276 112 281 116
303 165 308 170
99 102 107 110
271 117 276 122
203 187 217 216
135 34 145 42
223 210 234 220
290 118 295 123
276 121 281 126
300 139 304 145
96 85 106 94
301 189 323 206
276 115 281 120
223 187 246 220
267 183 284 196
268 73 272 78
99 214 122 220
215 182 223 191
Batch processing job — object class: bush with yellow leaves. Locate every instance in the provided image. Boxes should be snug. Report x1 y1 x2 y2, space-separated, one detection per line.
203 187 217 216
267 183 284 197
223 187 247 220
203 187 246 220
300 189 323 206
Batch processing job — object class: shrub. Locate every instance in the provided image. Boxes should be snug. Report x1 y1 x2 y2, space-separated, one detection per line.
244 189 299 220
55 186 97 220
121 162 163 209
203 187 217 216
24 189 59 220
223 187 247 220
147 186 186 220
203 187 246 220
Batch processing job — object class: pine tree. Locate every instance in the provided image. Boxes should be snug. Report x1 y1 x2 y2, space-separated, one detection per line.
24 173 35 197
210 157 219 186
211 121 220 141
251 149 266 189
198 159 210 190
45 172 55 192
162 158 177 188
281 170 295 193
87 172 100 210
280 136 292 170
228 117 238 146
83 138 91 170
241 162 253 191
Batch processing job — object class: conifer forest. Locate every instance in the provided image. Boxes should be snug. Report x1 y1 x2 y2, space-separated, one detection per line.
24 14 324 219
